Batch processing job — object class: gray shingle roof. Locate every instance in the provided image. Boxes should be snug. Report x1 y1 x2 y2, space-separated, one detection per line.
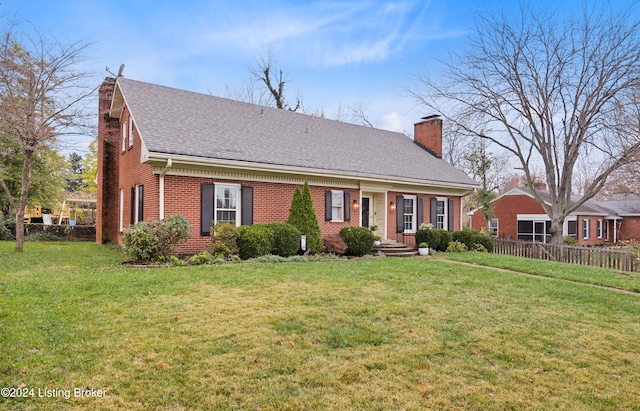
116 78 477 187
533 189 640 216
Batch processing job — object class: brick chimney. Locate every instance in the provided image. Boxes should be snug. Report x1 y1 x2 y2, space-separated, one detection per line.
96 77 120 244
414 115 442 158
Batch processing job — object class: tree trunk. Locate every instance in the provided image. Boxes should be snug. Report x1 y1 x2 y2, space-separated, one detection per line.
549 215 565 245
14 149 34 252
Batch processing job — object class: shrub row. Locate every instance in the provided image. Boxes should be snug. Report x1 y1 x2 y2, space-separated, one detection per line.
415 228 452 252
452 229 493 253
237 222 302 260
416 227 493 253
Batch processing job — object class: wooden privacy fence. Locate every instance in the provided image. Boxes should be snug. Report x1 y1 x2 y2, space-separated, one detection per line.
492 238 637 272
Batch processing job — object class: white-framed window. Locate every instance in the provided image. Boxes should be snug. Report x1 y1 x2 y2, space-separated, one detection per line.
436 198 447 229
489 218 499 233
403 196 416 232
122 120 128 152
119 188 124 232
517 215 551 242
128 119 134 148
583 219 590 240
215 184 240 226
596 219 603 239
331 190 344 222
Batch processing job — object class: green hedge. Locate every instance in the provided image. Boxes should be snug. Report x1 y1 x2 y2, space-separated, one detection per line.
415 228 440 249
238 222 302 260
339 226 375 257
264 222 301 257
237 225 272 260
432 229 452 252
452 229 493 253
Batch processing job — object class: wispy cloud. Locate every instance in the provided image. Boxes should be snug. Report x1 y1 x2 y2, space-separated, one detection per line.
189 1 462 67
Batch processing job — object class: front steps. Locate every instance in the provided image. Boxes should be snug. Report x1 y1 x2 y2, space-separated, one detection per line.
373 240 419 257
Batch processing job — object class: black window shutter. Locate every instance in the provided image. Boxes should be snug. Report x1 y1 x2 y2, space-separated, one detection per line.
396 195 404 233
137 185 144 222
430 197 437 226
130 187 135 225
344 192 350 222
417 197 424 226
448 199 455 232
200 183 214 236
325 191 332 221
241 186 253 226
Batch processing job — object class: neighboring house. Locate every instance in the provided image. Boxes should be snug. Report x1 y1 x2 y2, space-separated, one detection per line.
97 76 478 254
469 184 640 245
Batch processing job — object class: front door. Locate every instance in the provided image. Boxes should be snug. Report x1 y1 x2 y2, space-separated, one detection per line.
361 197 370 228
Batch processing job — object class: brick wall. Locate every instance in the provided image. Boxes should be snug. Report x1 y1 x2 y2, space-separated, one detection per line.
116 106 159 236
387 192 461 243
161 176 361 254
619 217 640 242
96 78 120 244
413 116 442 158
472 194 545 238
477 194 612 245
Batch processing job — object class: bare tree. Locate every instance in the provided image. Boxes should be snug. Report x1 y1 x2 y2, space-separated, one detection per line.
412 2 640 244
250 49 301 111
0 22 95 252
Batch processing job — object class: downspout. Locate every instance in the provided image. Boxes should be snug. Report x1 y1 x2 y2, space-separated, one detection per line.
159 158 172 219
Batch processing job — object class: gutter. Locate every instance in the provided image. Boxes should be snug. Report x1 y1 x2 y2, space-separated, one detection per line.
146 152 479 193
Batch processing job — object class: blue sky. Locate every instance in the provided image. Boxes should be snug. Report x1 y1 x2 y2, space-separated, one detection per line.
0 0 622 153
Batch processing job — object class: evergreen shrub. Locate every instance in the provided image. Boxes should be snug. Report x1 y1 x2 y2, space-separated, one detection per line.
415 228 440 249
287 181 323 253
237 225 272 260
264 222 301 257
339 226 375 257
433 229 452 252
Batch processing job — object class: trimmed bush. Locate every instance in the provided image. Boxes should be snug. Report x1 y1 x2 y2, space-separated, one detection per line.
25 231 61 242
446 240 468 252
474 243 488 253
264 222 301 257
415 228 440 249
432 229 452 252
189 251 215 265
473 233 493 253
340 226 375 257
323 234 348 255
237 225 272 260
452 229 493 253
122 215 191 263
452 229 475 249
564 235 579 245
211 222 239 257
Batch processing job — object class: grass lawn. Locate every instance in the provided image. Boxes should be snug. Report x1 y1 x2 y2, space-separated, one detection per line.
1 242 639 410
438 251 640 293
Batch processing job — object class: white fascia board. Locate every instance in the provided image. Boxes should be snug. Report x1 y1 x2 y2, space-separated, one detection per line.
146 152 479 193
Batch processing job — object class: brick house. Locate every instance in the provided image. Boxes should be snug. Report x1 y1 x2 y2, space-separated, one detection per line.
469 184 640 245
97 76 478 254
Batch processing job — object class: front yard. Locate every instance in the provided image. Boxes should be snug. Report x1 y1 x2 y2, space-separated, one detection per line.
1 242 639 410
